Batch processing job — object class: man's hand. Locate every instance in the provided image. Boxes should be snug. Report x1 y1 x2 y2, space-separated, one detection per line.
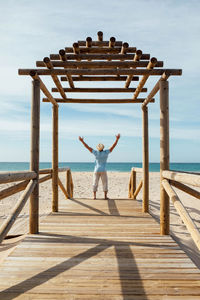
79 136 84 142
116 133 120 140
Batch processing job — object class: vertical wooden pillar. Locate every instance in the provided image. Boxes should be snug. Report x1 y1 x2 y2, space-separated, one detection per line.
142 105 149 212
52 105 59 212
30 79 40 234
160 80 170 235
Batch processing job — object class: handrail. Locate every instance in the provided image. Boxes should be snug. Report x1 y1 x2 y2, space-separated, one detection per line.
0 167 73 243
0 180 36 243
162 179 200 251
0 171 36 184
129 168 143 199
162 170 200 188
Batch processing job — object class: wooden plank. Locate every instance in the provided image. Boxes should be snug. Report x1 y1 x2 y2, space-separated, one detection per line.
61 76 140 81
43 98 155 104
18 68 182 76
36 60 164 68
50 53 151 60
0 197 199 299
52 87 147 93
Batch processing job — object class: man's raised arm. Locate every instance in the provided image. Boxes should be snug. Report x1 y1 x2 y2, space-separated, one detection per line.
109 134 120 153
79 136 93 153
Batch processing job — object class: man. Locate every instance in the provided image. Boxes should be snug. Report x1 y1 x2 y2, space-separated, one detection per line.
78 134 120 199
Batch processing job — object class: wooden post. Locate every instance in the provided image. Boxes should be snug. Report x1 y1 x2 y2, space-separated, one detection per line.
30 79 40 234
52 105 59 212
142 105 149 212
66 169 71 199
160 80 170 235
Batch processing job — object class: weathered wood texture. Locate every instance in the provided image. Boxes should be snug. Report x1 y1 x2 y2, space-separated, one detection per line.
0 180 36 243
142 105 149 213
160 80 170 235
43 98 155 104
52 105 59 212
0 197 200 299
163 170 200 188
29 79 40 234
0 171 36 184
162 179 200 251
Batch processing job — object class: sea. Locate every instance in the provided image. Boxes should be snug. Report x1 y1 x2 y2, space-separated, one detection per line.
0 162 200 173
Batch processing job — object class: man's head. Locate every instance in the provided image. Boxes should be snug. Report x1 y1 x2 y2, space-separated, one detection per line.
96 143 104 151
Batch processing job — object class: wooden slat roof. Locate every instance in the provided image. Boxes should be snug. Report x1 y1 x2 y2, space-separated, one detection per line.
18 32 182 105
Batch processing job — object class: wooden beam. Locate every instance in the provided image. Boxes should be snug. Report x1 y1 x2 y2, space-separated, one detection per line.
36 60 164 68
160 80 169 235
0 180 36 243
65 46 137 53
73 42 80 55
142 73 169 107
61 76 139 82
133 57 158 100
52 87 147 93
86 37 92 48
39 174 52 184
50 53 151 60
134 180 143 199
120 42 129 55
43 57 67 99
97 31 103 41
30 71 58 106
125 50 143 88
58 177 69 199
128 169 136 199
0 180 29 201
109 37 116 48
170 180 200 200
163 170 200 188
59 49 75 88
29 79 40 234
0 171 36 184
52 105 59 212
39 168 52 174
162 179 200 251
142 105 149 213
43 98 155 104
19 68 182 76
78 40 123 47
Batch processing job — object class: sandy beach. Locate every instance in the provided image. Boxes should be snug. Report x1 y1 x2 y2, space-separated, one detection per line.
0 171 200 268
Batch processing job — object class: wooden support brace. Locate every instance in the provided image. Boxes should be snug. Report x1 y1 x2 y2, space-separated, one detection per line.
59 49 74 88
30 71 58 106
43 57 67 99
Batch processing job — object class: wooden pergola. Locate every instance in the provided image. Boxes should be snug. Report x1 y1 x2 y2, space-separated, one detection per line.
18 31 182 236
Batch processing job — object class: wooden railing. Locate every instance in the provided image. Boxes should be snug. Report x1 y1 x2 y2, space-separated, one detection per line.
162 170 200 251
128 168 143 200
0 167 73 243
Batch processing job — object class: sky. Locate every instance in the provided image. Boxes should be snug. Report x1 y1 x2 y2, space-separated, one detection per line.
0 0 199 163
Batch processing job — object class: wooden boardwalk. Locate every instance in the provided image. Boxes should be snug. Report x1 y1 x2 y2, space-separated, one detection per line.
0 197 200 299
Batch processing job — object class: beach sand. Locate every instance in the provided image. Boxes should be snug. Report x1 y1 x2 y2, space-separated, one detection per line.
0 171 200 268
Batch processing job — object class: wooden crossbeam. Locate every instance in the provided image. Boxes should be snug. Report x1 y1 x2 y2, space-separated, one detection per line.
51 87 147 93
43 57 67 99
36 61 164 68
29 71 58 106
43 98 155 104
142 73 169 107
60 76 139 81
132 57 159 100
125 50 143 88
78 40 123 46
59 49 74 88
50 53 150 60
65 47 137 53
19 68 182 76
